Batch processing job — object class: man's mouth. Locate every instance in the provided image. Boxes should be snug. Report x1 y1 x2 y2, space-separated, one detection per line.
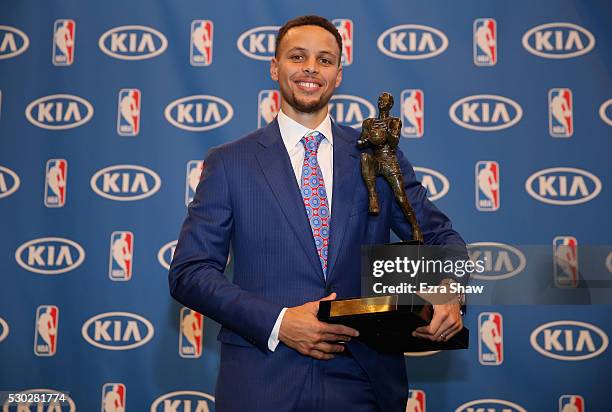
294 80 322 91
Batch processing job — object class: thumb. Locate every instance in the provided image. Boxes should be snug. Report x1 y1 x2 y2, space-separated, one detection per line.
313 292 336 315
319 292 337 302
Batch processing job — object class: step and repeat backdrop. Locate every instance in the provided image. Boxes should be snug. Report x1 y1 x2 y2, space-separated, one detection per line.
1 0 611 411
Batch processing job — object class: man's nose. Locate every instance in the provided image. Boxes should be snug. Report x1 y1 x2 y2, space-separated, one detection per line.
303 56 318 74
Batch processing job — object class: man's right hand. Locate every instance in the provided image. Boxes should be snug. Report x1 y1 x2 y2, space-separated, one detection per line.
278 293 360 360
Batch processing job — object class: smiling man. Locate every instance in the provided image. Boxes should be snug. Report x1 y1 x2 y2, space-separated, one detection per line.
270 19 342 127
169 15 466 412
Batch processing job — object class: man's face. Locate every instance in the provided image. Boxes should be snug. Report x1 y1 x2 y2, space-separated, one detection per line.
270 25 343 114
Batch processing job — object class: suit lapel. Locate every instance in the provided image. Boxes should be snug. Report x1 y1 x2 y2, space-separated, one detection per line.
327 122 360 282
255 119 325 279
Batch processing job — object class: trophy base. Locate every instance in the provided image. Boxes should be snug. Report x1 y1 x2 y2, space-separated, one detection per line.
318 295 469 353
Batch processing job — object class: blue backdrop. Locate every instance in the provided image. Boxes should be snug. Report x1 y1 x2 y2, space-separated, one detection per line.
1 1 610 411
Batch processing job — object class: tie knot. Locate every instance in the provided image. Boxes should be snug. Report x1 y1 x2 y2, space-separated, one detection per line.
301 131 325 153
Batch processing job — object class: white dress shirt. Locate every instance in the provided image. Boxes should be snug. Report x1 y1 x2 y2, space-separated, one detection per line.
267 109 334 351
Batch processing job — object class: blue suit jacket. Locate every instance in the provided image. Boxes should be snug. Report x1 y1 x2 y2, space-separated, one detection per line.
169 118 465 411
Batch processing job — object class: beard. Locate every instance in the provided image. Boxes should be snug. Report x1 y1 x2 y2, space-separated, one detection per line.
280 88 331 114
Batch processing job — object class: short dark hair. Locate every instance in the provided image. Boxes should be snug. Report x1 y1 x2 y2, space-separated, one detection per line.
275 15 343 64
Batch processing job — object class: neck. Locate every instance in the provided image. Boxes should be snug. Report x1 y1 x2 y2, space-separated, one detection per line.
281 102 328 130
379 110 389 119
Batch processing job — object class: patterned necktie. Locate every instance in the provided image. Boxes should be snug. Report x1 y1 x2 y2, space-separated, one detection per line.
300 131 330 277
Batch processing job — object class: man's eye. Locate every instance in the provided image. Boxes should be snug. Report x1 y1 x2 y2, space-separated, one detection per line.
290 55 304 61
320 58 332 64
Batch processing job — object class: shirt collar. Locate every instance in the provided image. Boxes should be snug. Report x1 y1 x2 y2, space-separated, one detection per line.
277 108 334 151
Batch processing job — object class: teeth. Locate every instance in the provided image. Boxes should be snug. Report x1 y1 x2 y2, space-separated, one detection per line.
297 81 319 89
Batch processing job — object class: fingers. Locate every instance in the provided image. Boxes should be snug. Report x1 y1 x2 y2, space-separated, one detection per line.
438 320 463 341
320 322 359 338
318 292 337 302
310 349 335 360
300 340 345 361
413 305 462 342
412 330 437 341
316 341 345 354
414 312 444 339
303 323 354 360
321 332 354 342
425 324 459 342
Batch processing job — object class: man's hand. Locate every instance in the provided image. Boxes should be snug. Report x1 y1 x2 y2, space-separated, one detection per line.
279 293 360 360
412 303 462 342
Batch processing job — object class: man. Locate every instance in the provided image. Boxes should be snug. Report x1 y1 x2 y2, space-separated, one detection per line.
169 15 465 411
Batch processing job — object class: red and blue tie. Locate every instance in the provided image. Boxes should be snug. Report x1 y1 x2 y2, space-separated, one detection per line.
300 131 330 277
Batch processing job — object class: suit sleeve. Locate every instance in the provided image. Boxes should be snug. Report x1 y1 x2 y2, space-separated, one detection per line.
168 147 283 352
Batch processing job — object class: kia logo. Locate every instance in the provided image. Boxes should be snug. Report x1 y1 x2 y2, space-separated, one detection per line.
455 399 526 412
15 237 85 275
328 94 375 128
81 312 154 350
413 167 450 201
0 25 30 59
98 25 168 60
150 390 215 412
522 22 595 59
377 24 448 60
530 320 608 361
236 26 279 61
165 95 233 132
449 95 522 131
90 165 162 201
599 98 612 126
25 94 94 130
0 317 9 343
0 165 21 199
525 167 601 205
467 242 527 280
158 240 177 270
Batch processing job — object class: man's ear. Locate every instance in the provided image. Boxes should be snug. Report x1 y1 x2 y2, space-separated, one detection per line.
270 57 278 81
335 65 343 88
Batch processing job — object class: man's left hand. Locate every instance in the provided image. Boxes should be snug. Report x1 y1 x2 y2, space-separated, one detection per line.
412 303 462 342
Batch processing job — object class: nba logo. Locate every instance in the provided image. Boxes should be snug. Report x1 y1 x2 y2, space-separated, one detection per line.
478 312 503 365
258 90 281 128
475 161 500 211
34 305 59 356
549 88 573 137
45 159 67 208
333 19 353 66
473 18 497 66
401 89 424 138
101 383 126 412
554 236 579 288
52 19 75 66
117 89 141 136
109 231 134 281
190 20 213 66
559 395 584 412
406 389 425 412
185 160 205 206
179 307 204 358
